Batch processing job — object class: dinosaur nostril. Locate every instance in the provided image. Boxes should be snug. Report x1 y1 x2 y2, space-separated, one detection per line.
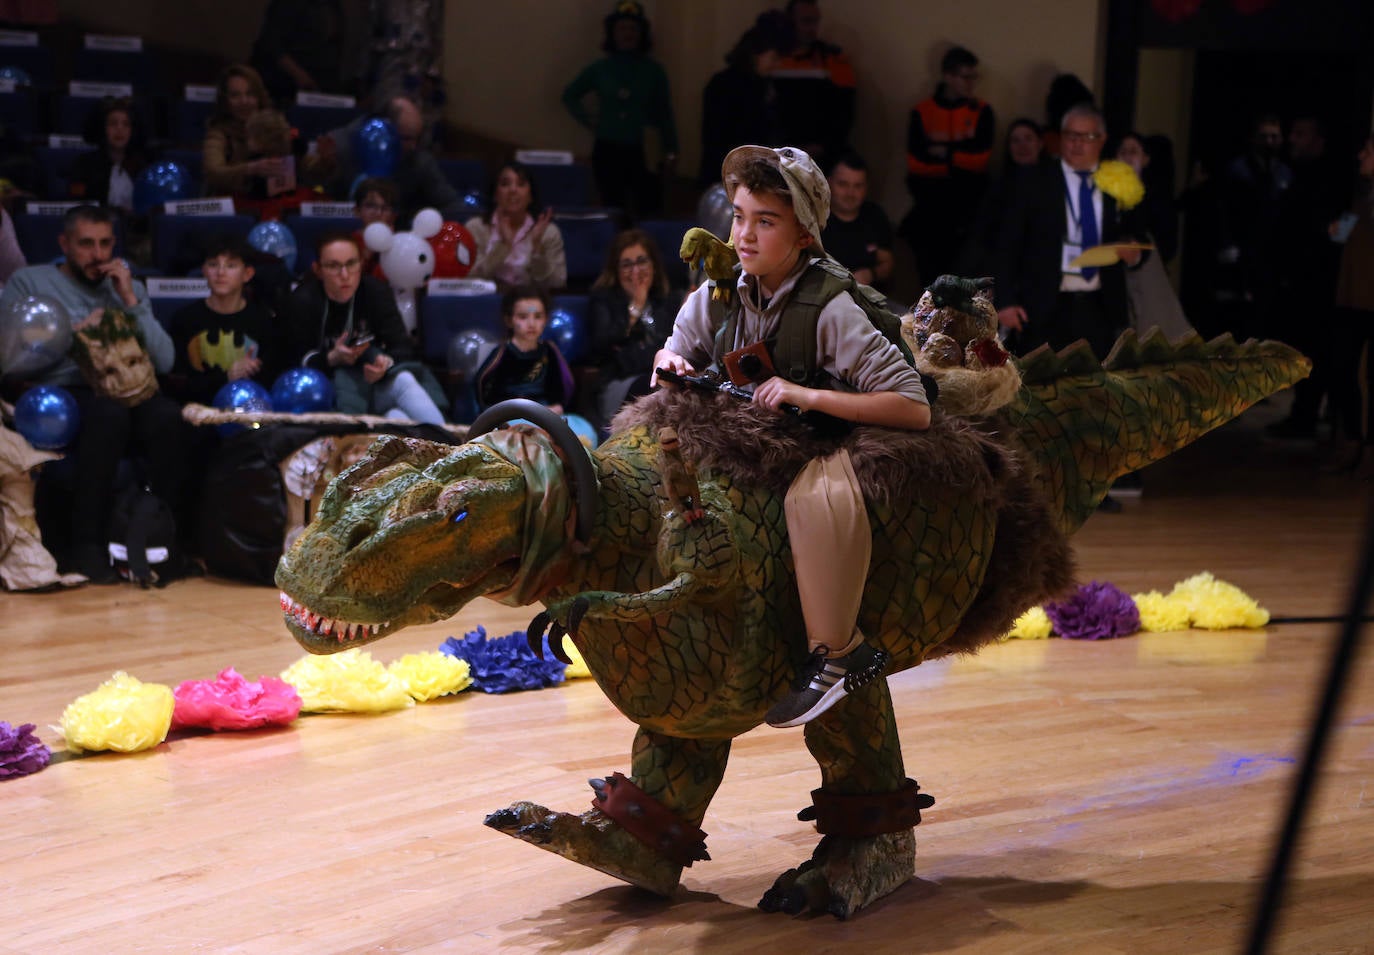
343 523 373 552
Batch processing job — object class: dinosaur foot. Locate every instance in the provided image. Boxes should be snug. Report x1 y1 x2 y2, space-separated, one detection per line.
757 829 916 920
484 801 683 897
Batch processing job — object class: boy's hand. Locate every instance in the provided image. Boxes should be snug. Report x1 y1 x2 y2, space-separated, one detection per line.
362 352 394 384
228 355 261 381
753 376 809 415
328 331 372 367
651 348 696 388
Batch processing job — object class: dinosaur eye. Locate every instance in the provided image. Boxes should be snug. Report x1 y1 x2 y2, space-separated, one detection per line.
452 510 468 524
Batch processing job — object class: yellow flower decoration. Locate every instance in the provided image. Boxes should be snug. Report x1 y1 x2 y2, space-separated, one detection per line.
281 648 414 713
59 671 175 753
1132 590 1192 632
1093 160 1145 211
1003 606 1053 640
1171 572 1269 630
561 638 593 678
388 652 472 701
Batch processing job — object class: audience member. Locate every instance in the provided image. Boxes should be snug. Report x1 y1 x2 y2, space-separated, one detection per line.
250 0 357 102
586 228 682 429
993 104 1149 358
464 161 567 290
69 97 150 214
902 45 995 283
310 96 464 221
1268 114 1351 439
1325 135 1374 473
698 11 793 186
0 205 188 582
1111 132 1191 341
771 0 855 170
169 234 282 406
1043 73 1093 159
353 176 398 279
820 151 893 289
235 108 312 217
0 207 26 287
562 1 678 218
284 232 447 424
202 65 281 197
474 284 575 412
959 117 1046 276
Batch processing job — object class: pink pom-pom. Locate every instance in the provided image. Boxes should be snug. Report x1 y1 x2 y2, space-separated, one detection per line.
172 667 302 731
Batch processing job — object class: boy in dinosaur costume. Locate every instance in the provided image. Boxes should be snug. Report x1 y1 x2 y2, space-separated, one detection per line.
654 145 931 727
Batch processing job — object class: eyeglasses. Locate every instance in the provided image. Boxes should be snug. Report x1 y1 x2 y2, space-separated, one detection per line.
320 259 362 274
1062 131 1103 144
618 255 651 271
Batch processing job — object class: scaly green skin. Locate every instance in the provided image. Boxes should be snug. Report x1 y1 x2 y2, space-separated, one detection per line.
275 330 1309 916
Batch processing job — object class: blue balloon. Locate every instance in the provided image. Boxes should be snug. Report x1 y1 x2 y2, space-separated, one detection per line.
132 161 193 214
213 379 273 436
460 189 483 216
270 367 335 413
0 65 32 86
351 118 400 177
247 220 298 273
563 413 599 450
546 308 584 364
14 385 80 450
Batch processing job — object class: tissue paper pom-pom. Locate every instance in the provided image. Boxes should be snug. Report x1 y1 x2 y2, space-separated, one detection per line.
1003 606 1053 640
1171 572 1270 630
171 668 303 731
1093 159 1145 210
388 652 472 701
1045 581 1141 641
439 626 567 693
1133 590 1192 632
0 721 51 779
59 672 175 753
281 649 414 713
561 638 592 679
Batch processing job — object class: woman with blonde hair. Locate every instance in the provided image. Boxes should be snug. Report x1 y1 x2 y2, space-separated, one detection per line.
202 64 283 196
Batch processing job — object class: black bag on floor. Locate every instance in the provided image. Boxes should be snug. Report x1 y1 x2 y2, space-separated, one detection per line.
108 485 188 587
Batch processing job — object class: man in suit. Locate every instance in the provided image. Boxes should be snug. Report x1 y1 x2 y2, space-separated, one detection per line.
994 103 1148 358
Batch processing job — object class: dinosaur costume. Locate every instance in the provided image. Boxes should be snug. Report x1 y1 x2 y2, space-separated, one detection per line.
276 322 1308 918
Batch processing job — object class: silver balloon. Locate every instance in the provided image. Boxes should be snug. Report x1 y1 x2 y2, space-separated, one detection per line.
0 295 72 377
696 183 733 241
447 328 499 379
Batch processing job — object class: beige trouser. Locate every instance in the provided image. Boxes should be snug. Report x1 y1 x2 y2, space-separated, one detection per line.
783 449 870 657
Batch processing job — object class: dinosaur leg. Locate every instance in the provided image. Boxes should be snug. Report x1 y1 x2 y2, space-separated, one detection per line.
484 729 730 898
759 676 924 919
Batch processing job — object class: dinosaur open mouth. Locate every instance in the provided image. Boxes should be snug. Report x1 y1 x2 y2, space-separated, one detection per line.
279 592 390 643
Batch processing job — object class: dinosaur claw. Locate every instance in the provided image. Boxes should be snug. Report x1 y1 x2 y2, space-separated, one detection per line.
527 612 551 658
548 622 574 665
567 597 589 636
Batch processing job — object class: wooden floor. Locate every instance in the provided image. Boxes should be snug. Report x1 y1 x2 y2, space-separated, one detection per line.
3 399 1372 955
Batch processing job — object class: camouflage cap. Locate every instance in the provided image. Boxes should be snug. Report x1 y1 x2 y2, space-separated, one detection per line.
721 145 829 254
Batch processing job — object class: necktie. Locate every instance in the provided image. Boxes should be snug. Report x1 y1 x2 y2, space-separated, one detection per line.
1077 170 1099 280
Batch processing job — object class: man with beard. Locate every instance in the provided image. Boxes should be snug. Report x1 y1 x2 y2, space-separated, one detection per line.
0 205 188 582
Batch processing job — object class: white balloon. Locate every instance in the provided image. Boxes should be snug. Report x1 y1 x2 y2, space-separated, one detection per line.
411 208 443 239
380 232 436 291
0 295 72 377
363 221 395 253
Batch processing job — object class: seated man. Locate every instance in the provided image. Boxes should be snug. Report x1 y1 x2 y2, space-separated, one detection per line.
820 151 894 290
0 205 190 582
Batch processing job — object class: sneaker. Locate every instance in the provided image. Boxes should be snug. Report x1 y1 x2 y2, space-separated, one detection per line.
765 642 890 728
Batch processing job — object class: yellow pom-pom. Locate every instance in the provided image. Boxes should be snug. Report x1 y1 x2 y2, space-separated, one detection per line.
1004 606 1053 640
388 652 472 701
561 638 592 678
281 648 414 713
1093 160 1145 211
1170 572 1270 630
59 671 175 753
1133 590 1192 632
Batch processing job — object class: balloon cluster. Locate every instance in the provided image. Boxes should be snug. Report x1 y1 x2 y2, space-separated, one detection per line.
269 368 334 414
133 161 193 214
247 221 298 273
351 118 400 178
0 295 71 377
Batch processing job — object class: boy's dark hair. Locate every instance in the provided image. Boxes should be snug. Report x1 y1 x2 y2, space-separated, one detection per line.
201 232 254 264
501 284 552 324
724 156 792 207
63 204 116 234
940 46 978 75
352 176 399 207
314 230 361 258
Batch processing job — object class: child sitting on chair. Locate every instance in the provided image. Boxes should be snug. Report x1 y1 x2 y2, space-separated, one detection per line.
474 284 575 413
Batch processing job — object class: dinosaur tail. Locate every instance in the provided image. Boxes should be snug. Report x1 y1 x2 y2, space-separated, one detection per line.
1003 329 1311 534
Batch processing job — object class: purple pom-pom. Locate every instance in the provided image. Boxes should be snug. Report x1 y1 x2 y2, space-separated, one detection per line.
0 721 52 779
1045 581 1141 640
438 626 567 693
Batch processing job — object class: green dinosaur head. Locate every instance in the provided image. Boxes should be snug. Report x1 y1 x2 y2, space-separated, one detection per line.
275 434 530 653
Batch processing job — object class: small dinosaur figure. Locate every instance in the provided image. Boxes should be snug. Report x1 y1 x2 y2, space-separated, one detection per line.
679 226 738 302
276 329 1308 919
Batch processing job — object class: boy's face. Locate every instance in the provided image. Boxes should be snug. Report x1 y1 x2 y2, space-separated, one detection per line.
356 191 396 228
731 185 811 290
508 297 547 346
204 253 254 298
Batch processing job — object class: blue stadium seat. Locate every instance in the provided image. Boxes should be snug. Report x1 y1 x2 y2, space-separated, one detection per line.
419 291 503 365
556 214 618 288
287 214 362 271
171 99 214 146
636 219 694 288
286 103 358 141
528 163 594 208
72 48 159 89
13 209 127 263
438 158 487 197
0 89 38 137
146 280 209 332
0 45 55 89
150 213 256 274
34 144 96 199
